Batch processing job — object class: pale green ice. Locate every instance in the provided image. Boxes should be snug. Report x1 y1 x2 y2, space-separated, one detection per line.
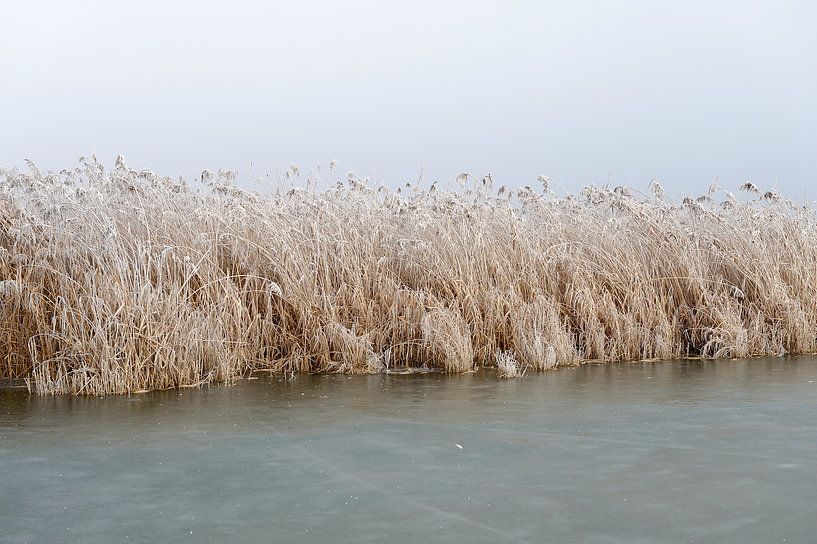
2 358 817 543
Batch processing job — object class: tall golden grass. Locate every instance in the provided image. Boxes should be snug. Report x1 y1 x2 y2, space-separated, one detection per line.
1 156 815 394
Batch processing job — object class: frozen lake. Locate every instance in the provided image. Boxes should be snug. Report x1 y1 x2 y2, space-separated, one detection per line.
2 358 817 543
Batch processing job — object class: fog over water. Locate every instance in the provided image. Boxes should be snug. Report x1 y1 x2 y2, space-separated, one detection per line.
2 1 816 197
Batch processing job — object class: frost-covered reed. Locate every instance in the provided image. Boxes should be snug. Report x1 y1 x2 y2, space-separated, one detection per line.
1 156 815 394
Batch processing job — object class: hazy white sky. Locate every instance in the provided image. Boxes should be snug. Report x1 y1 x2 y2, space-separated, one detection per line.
2 0 815 197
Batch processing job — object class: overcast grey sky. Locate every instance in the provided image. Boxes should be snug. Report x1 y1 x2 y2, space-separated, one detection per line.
2 0 815 197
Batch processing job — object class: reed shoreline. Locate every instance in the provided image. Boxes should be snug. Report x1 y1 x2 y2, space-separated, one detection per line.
2 157 815 394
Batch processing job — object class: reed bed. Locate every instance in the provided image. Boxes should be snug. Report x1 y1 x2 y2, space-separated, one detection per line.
1 156 815 394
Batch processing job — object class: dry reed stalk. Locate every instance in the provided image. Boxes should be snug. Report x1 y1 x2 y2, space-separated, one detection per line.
1 157 815 393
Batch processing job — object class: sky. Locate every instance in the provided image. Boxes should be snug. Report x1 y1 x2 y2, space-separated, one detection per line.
1 0 816 198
